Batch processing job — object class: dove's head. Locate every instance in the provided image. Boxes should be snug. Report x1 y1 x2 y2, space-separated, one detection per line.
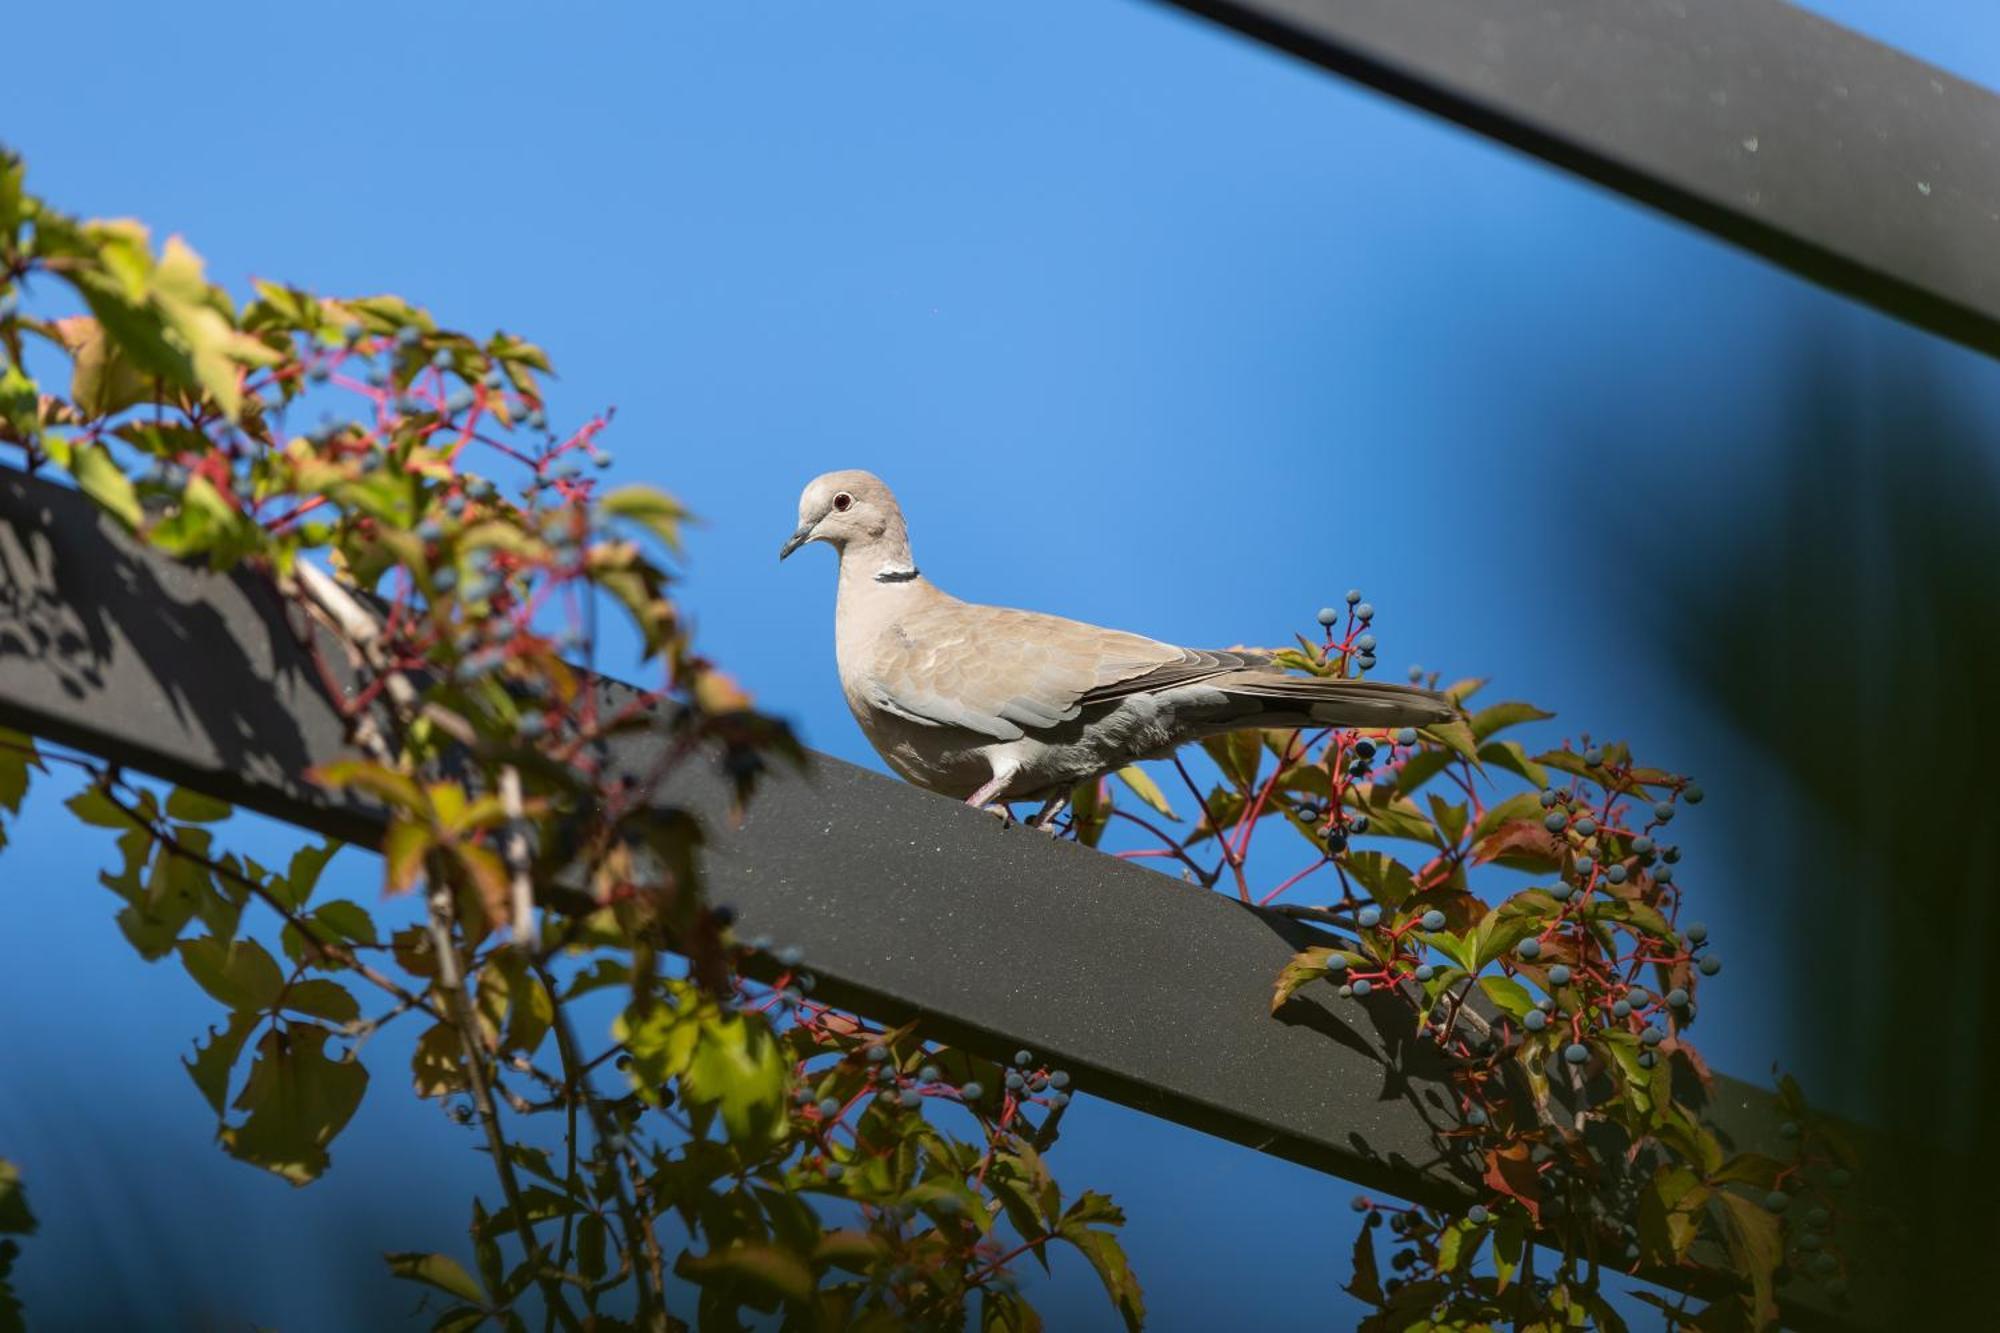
779 470 913 569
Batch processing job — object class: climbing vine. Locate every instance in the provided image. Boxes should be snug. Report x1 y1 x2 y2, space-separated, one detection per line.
0 146 1138 1332
1070 598 1861 1329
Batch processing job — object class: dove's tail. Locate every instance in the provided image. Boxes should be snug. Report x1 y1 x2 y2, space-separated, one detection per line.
1202 672 1460 731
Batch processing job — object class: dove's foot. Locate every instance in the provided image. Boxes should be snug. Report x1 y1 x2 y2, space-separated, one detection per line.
1025 794 1070 833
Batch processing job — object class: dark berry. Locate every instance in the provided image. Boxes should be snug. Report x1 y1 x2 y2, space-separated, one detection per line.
1686 922 1709 944
1606 864 1628 884
1540 789 1559 808
1420 909 1446 931
1345 589 1362 605
1543 812 1567 832
1524 1010 1548 1032
1356 634 1377 652
1316 607 1339 627
1764 1191 1789 1213
1699 956 1722 976
1575 817 1598 837
1548 964 1572 986
1666 987 1689 1008
1397 727 1418 745
1352 978 1373 997
1467 1205 1490 1225
1631 836 1654 855
1358 905 1382 928
1653 801 1675 822
1641 1026 1664 1047
1356 603 1375 622
1413 963 1435 982
1516 938 1543 960
1563 1043 1589 1066
1014 1049 1032 1066
1684 784 1704 805
1324 955 1349 974
1584 747 1603 766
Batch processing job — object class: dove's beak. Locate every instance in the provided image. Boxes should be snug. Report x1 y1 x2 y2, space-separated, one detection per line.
777 521 815 562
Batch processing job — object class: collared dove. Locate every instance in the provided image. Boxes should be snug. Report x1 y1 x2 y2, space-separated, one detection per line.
780 470 1456 820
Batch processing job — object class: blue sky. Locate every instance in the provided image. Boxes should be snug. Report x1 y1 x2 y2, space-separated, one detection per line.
5 1 2000 1328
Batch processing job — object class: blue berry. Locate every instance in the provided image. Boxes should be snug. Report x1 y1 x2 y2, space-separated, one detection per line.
1544 812 1567 832
816 1097 841 1118
1583 747 1603 766
1407 666 1423 683
1763 1191 1789 1213
1523 1010 1548 1032
1606 864 1628 884
307 363 331 384
1005 1071 1025 1090
430 348 453 369
1699 956 1721 977
1352 978 1372 997
1050 1071 1071 1088
1014 1049 1032 1066
1539 789 1559 808
1653 801 1675 822
527 408 548 429
1325 955 1348 974
1358 905 1382 928
1548 964 1571 986
1465 1106 1488 1126
1612 999 1632 1019
1653 864 1674 884
340 322 364 344
1420 909 1446 931
1516 938 1542 960
1637 1051 1657 1069
1349 815 1370 834
1345 589 1361 605
776 944 805 967
1413 964 1435 982
1631 836 1654 855
1356 634 1377 652
1683 784 1704 805
1467 1205 1490 1225
396 326 422 349
918 1064 941 1084
1686 922 1709 944
1356 603 1375 623
1563 1043 1589 1066
1316 607 1339 627
960 1081 983 1100
1575 817 1598 837
865 1044 888 1063
1666 987 1689 1008
1396 727 1418 745
1356 654 1377 671
1641 1027 1664 1047
445 387 475 414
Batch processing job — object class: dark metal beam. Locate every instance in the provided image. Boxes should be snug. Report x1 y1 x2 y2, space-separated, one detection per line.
1157 0 2000 361
0 468 1881 1327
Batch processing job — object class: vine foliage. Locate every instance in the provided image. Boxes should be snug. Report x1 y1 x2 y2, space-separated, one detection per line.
0 146 1138 1332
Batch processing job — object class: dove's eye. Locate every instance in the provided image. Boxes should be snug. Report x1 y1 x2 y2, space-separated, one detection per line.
832 492 853 512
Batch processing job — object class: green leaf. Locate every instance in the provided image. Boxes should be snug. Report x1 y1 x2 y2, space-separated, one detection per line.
1638 1166 1710 1265
1340 851 1419 909
178 935 284 1011
0 1161 34 1236
410 1022 469 1099
282 978 361 1025
184 1010 261 1115
676 1241 814 1306
164 787 232 823
65 786 135 829
61 439 142 530
1478 739 1549 790
385 1251 488 1306
1058 1227 1145 1333
615 997 700 1101
599 484 688 554
684 1012 790 1149
1113 766 1179 822
1427 793 1469 847
1271 947 1346 1013
219 1023 368 1185
1469 701 1556 742
1421 718 1481 766
1714 1190 1783 1326
1471 791 1545 846
1477 975 1536 1019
